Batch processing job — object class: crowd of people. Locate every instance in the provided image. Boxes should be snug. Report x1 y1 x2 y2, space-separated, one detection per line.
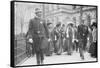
25 8 97 65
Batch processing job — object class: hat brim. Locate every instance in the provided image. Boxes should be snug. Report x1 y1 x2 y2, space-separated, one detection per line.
56 24 61 27
91 23 97 28
68 23 73 26
35 11 42 14
47 23 52 26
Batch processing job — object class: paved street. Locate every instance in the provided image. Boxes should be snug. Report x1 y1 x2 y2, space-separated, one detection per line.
17 51 96 66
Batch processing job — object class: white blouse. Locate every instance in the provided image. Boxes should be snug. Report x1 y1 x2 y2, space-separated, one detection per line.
92 28 97 42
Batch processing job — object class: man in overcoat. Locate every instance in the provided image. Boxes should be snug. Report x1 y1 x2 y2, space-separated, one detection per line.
28 8 49 65
78 20 89 60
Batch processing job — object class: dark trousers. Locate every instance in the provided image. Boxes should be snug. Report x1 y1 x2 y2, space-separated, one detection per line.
32 44 35 56
36 49 44 65
83 38 87 51
33 37 44 65
78 39 84 60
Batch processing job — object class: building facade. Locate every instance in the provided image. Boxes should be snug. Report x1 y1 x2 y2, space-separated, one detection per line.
43 4 97 27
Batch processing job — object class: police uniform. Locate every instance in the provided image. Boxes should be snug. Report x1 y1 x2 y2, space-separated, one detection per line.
28 8 49 65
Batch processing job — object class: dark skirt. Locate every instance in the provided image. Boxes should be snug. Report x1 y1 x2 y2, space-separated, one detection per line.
89 41 97 58
63 38 71 52
55 38 62 55
44 41 54 56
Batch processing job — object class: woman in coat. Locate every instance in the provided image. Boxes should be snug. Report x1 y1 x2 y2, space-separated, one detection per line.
54 22 63 55
44 22 54 56
89 22 97 58
66 23 74 55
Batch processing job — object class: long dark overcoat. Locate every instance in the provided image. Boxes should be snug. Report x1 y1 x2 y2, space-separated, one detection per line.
28 17 49 52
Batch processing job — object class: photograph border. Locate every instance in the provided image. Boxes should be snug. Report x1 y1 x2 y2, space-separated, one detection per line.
10 1 98 67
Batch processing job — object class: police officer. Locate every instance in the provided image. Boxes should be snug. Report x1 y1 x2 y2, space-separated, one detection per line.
78 20 89 60
28 8 49 65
